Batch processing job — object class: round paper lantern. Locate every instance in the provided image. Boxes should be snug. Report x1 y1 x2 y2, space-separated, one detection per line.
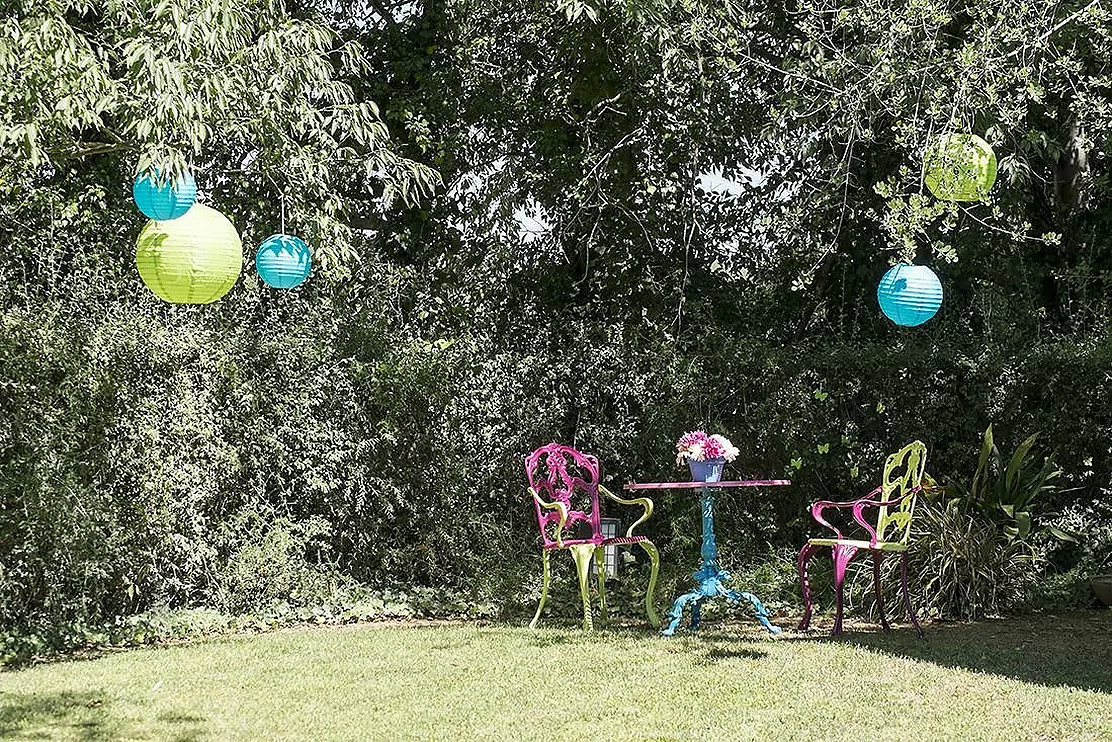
877 264 943 327
924 133 997 202
135 203 242 304
133 169 198 220
255 234 311 289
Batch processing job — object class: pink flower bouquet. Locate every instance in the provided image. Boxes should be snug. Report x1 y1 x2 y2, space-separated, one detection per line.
675 430 740 482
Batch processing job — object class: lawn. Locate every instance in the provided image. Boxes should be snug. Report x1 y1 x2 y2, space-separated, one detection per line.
1 613 1109 741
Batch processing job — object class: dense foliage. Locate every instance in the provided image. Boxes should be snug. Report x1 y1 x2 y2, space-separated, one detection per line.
2 0 1112 642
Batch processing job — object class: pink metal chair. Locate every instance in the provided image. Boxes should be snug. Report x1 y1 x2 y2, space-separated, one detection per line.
797 440 927 638
525 443 661 630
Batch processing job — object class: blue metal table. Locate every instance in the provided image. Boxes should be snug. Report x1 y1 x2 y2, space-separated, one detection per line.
624 479 791 636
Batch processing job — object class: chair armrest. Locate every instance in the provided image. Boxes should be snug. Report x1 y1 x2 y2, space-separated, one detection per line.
599 485 653 537
531 487 568 547
810 486 884 539
851 486 922 547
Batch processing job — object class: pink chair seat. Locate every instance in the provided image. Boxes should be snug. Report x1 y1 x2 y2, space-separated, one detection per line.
541 534 650 549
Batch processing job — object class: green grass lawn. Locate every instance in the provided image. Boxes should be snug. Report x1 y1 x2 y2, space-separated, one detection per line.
2 612 1110 741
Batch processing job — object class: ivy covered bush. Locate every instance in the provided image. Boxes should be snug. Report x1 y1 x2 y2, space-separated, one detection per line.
4 0 1112 654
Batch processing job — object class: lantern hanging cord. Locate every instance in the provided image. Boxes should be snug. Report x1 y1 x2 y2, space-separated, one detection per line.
264 171 287 235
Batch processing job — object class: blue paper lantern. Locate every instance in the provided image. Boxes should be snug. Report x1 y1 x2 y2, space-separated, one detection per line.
877 264 943 327
133 169 197 220
255 234 311 289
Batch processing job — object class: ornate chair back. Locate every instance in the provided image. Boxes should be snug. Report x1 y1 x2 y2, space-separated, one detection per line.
525 443 603 547
875 440 928 544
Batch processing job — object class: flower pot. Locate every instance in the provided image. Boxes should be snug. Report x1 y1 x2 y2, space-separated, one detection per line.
688 458 725 483
1093 575 1112 607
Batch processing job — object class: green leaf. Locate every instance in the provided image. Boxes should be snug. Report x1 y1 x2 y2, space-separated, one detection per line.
970 425 995 504
1003 433 1039 503
1045 526 1078 543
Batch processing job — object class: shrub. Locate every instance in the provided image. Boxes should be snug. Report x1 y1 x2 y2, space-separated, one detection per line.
212 513 344 614
1033 498 1112 609
902 499 1040 620
942 425 1067 543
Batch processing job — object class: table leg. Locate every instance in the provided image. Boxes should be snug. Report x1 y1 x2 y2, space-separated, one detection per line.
689 597 704 632
720 585 782 635
659 484 783 638
661 590 703 637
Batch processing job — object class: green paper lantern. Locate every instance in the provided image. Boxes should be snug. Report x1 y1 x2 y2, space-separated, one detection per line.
135 203 242 304
924 133 997 202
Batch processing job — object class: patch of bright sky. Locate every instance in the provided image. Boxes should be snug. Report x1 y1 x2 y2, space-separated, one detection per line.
513 169 761 240
322 0 422 30
696 167 765 194
516 204 550 244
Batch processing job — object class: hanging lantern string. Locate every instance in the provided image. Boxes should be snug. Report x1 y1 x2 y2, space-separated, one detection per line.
946 78 968 134
264 171 287 236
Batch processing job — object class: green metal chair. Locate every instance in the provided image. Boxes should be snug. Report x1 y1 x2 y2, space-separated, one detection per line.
798 440 927 638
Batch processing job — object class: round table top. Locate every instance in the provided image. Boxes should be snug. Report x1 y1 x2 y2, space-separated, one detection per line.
623 479 791 491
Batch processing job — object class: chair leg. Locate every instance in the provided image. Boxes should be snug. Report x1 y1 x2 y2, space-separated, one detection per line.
832 544 858 636
798 543 818 630
638 540 662 628
872 551 891 632
595 545 607 624
570 544 595 631
529 549 551 629
900 551 925 639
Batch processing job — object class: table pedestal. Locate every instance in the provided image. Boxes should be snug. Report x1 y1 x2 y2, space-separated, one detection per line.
660 486 782 637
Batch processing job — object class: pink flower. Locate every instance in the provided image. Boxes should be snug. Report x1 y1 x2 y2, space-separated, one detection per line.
703 436 727 460
675 430 740 465
676 430 708 451
675 430 711 464
710 434 740 462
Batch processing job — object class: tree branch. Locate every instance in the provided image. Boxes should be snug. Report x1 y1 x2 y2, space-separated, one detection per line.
47 141 135 160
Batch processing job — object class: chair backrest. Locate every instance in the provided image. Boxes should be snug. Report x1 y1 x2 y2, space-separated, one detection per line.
875 440 928 544
525 443 602 547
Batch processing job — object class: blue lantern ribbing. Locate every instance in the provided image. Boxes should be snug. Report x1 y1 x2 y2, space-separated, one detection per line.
877 264 943 327
255 234 312 289
132 169 197 221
